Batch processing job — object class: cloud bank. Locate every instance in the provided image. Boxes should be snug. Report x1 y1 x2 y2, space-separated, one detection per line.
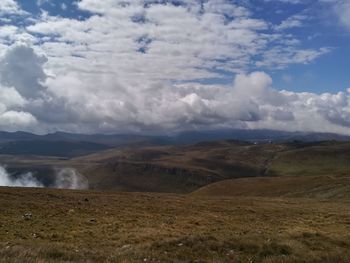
0 0 349 135
0 41 349 135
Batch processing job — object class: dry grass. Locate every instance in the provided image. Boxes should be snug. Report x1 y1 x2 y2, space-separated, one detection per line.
267 142 350 177
0 187 350 262
192 175 350 199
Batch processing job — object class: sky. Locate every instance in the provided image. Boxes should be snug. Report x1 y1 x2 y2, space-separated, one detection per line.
0 0 350 135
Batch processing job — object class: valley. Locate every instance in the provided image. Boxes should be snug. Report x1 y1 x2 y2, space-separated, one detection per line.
2 140 350 194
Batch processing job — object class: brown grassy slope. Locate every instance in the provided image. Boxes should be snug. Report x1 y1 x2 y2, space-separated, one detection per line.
0 141 271 193
267 141 350 177
0 187 350 263
192 175 350 199
76 141 350 193
73 141 287 192
3 140 350 194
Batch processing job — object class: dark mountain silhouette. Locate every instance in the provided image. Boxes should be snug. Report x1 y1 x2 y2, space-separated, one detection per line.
0 129 349 157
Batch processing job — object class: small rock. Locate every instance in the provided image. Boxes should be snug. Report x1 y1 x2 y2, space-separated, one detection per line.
22 212 32 221
178 243 183 247
84 198 89 202
121 244 131 250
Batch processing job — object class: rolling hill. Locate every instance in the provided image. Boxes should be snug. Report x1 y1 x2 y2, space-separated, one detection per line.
2 139 350 196
72 141 284 192
192 175 350 199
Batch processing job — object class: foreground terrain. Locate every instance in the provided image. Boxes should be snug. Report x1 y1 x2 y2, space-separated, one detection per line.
0 187 349 263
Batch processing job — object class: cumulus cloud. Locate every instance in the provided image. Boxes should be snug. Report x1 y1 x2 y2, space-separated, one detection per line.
0 44 48 99
0 0 26 16
319 0 350 29
0 40 348 135
0 44 40 132
0 0 349 135
333 0 350 29
0 111 37 130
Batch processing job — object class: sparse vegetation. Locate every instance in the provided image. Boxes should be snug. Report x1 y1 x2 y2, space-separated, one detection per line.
267 142 350 177
192 175 350 199
0 187 350 262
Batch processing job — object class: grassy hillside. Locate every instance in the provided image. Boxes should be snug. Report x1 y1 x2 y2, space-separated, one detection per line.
267 142 350 177
77 141 350 193
192 175 350 199
2 140 350 194
0 187 350 263
73 141 286 192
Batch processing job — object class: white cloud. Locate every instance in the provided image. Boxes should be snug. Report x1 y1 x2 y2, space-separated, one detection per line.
0 0 25 15
24 0 328 88
257 47 330 69
264 0 303 3
0 44 47 99
0 0 349 135
0 110 37 127
0 25 18 40
320 0 350 29
0 86 26 108
275 14 308 30
0 43 350 135
334 1 350 29
37 0 51 6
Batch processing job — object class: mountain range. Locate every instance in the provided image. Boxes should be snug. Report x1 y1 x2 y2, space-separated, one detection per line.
0 129 350 157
